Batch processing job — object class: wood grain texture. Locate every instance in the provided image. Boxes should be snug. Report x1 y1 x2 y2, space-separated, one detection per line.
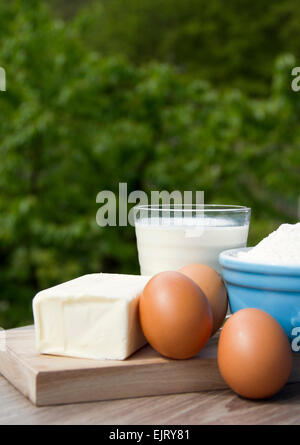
0 326 224 406
0 376 299 425
0 326 299 410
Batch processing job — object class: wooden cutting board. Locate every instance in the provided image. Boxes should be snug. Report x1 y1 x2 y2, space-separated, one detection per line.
0 326 299 406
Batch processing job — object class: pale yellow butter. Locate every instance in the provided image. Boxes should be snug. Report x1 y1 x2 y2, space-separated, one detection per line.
33 273 150 360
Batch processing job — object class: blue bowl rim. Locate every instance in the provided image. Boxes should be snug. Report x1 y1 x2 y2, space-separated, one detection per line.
219 247 300 276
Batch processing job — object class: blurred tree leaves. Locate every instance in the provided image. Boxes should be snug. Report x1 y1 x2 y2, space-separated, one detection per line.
72 0 300 96
0 1 299 327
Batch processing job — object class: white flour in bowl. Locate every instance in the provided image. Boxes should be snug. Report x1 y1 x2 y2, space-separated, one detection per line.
238 223 300 265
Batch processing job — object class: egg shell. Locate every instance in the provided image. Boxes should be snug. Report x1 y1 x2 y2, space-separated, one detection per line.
139 271 213 359
179 263 228 335
217 308 293 399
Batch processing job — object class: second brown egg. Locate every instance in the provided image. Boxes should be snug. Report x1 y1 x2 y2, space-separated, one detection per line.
179 263 228 335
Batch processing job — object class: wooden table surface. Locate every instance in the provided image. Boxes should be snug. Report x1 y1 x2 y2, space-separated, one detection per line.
0 373 299 425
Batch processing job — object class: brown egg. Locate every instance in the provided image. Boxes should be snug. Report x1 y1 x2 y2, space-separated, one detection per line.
218 308 293 399
179 264 228 335
139 271 213 359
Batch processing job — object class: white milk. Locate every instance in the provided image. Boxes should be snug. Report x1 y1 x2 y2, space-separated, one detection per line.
135 216 249 275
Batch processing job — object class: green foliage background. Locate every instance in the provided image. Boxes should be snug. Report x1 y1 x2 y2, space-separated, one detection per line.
0 1 299 327
68 0 300 96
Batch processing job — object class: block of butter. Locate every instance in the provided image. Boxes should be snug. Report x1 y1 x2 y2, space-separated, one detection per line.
33 273 151 360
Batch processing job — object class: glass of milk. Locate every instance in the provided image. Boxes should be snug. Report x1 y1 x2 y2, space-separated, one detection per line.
134 204 251 275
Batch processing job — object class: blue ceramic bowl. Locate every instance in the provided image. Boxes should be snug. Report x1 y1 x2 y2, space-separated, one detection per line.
219 248 300 352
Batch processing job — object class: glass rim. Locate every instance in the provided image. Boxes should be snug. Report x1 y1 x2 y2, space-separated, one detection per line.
133 204 251 213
